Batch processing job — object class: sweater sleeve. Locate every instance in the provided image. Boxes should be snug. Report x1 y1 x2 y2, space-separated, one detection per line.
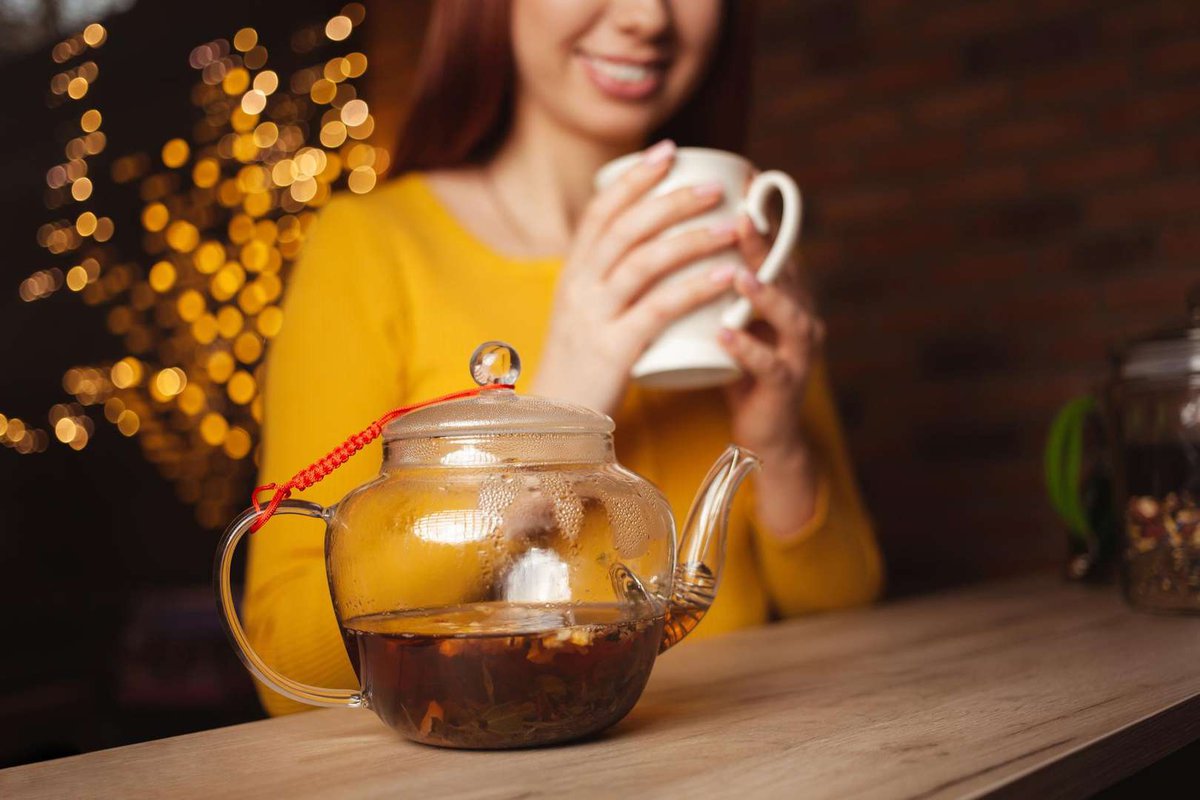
750 359 885 615
243 195 406 716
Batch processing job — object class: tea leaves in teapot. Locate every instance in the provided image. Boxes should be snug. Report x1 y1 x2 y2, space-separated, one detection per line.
342 602 664 749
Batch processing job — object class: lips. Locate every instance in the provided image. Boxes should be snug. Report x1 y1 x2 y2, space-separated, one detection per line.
579 52 666 101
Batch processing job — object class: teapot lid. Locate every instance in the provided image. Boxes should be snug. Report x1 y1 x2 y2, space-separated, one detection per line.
383 342 615 440
1118 287 1200 381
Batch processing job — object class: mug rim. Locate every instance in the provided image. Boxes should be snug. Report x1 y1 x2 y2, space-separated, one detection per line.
594 146 751 189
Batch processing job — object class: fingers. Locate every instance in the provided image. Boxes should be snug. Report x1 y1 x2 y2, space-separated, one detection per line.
621 263 737 345
730 268 825 360
736 214 771 271
575 139 676 256
718 326 790 384
606 222 739 308
591 182 727 278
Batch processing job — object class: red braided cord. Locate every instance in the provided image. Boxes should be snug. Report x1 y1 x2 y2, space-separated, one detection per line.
249 383 512 532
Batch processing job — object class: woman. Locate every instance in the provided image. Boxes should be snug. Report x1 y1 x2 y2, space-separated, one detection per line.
245 0 882 716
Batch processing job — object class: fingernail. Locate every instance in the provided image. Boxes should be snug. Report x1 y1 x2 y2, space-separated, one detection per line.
718 328 735 343
641 139 676 166
692 181 724 198
708 220 737 238
710 263 737 283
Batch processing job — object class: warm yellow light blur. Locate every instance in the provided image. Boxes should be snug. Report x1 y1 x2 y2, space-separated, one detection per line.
256 305 284 338
253 70 279 95
340 99 368 127
80 109 102 132
177 289 206 322
228 214 255 243
200 412 229 445
178 384 206 416
227 371 256 404
216 306 244 339
111 357 143 388
212 262 246 300
166 221 200 253
76 211 97 236
71 178 93 201
252 122 278 149
344 52 368 78
290 177 317 202
141 202 169 232
348 166 376 194
94 217 114 242
223 426 252 459
207 351 235 383
326 15 352 41
319 121 347 148
83 23 106 47
310 79 336 104
67 77 88 99
233 332 263 363
54 417 77 444
192 313 219 344
193 158 220 188
66 265 88 291
162 138 190 168
155 367 187 397
223 67 250 96
241 90 267 115
233 28 258 52
148 260 176 292
239 240 269 271
117 409 140 436
195 241 226 273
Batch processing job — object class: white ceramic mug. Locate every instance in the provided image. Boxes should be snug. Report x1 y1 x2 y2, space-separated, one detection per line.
595 147 802 390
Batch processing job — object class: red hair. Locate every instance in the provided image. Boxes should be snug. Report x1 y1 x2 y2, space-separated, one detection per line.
393 0 755 172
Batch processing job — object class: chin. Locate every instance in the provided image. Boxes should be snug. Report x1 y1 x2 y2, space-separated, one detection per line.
568 103 672 151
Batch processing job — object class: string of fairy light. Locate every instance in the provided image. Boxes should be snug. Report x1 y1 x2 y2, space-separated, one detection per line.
5 4 385 528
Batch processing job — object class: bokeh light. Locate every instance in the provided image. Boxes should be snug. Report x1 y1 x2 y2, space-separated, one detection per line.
18 13 378 524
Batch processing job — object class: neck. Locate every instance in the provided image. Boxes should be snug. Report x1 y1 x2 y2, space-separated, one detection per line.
486 101 642 253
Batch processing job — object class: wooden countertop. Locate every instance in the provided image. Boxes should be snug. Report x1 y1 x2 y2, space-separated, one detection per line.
3 574 1199 799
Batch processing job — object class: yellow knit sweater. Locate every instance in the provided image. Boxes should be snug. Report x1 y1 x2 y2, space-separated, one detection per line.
244 174 883 716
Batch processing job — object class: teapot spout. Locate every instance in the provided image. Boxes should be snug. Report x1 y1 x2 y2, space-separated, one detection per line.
660 445 759 652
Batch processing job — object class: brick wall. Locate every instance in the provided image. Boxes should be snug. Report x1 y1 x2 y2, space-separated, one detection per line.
750 0 1200 593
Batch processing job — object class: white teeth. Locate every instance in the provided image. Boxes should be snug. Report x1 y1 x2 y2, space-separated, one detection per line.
586 56 656 84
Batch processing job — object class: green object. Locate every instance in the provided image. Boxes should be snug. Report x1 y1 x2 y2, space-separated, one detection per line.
1044 395 1096 543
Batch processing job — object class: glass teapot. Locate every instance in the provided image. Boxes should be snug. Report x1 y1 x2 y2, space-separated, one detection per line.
215 342 759 748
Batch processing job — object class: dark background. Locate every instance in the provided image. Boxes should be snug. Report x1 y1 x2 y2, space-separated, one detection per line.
1 0 1197 770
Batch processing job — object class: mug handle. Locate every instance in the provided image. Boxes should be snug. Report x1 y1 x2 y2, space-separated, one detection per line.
720 170 803 329
213 499 362 708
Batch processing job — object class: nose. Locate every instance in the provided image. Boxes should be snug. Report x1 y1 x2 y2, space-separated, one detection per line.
609 0 671 39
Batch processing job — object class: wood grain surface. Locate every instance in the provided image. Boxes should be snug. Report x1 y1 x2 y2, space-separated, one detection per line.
3 574 1198 799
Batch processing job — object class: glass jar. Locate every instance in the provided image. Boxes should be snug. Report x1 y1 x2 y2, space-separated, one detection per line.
1110 294 1200 613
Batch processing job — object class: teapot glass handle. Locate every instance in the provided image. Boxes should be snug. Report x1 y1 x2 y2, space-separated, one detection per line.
213 500 362 708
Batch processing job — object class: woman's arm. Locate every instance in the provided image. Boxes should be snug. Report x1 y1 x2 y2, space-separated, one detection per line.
719 219 884 613
243 196 405 716
751 360 884 613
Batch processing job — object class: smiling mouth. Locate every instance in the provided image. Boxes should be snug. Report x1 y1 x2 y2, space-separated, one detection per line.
578 50 669 85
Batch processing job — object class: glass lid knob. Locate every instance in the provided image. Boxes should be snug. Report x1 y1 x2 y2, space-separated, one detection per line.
470 341 521 386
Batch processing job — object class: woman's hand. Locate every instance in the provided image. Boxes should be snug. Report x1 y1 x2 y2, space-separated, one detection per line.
532 140 739 415
718 215 826 537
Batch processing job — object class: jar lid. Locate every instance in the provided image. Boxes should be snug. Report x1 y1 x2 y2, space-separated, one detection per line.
1118 288 1200 380
383 342 615 440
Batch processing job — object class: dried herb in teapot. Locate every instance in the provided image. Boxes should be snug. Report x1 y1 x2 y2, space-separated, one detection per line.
342 603 664 749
